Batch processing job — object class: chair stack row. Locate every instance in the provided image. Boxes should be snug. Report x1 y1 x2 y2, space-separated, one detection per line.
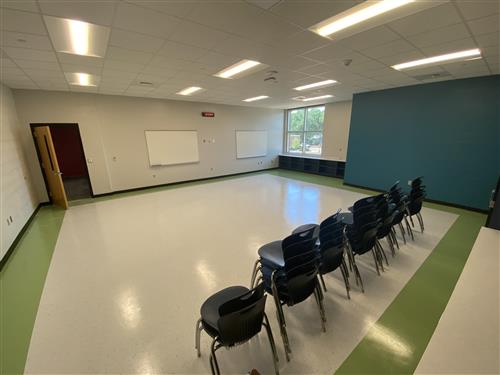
195 177 427 375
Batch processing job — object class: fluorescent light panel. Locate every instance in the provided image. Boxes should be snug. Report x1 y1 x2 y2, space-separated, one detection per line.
214 59 262 79
44 15 110 57
294 79 338 91
392 48 482 70
177 86 203 96
243 95 269 102
65 72 100 87
294 95 334 102
311 0 414 37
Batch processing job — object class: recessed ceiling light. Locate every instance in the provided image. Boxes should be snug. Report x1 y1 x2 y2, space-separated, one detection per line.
294 79 338 91
243 95 269 102
44 16 110 57
214 59 262 79
293 95 334 102
177 86 203 96
310 0 414 38
65 72 100 87
392 48 482 70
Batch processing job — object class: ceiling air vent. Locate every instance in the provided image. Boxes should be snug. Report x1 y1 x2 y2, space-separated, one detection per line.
411 71 451 81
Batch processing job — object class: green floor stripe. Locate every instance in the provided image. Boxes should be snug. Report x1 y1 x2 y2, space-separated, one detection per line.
0 170 486 375
268 169 486 375
0 206 65 375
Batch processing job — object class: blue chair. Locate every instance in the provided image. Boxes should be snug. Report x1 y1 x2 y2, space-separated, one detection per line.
195 283 279 375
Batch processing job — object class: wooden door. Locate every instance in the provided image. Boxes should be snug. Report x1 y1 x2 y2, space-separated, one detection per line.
34 126 68 209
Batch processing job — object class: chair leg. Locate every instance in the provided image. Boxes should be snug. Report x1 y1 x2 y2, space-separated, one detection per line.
319 273 327 292
404 216 414 241
195 318 203 357
341 256 350 278
351 254 364 292
209 339 221 375
272 273 291 361
263 315 280 375
314 285 326 332
417 212 424 232
250 259 260 288
339 263 351 299
377 240 389 268
391 228 400 250
371 248 381 275
399 222 407 244
409 214 415 227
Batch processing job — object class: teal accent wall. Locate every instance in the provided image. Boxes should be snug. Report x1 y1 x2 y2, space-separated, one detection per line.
345 75 500 210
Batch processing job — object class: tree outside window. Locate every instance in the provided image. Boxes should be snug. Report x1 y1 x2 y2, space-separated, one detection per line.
286 106 324 155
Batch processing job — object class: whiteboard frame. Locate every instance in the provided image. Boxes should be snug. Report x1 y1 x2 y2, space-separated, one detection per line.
235 130 268 159
144 130 200 167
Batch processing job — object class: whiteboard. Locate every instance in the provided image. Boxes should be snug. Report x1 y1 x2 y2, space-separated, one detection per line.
236 131 267 159
145 130 199 166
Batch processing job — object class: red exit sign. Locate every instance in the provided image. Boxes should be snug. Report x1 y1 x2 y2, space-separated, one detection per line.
201 112 215 117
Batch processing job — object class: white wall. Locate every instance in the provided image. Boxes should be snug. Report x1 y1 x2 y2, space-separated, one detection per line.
322 101 352 161
0 84 39 260
12 90 284 196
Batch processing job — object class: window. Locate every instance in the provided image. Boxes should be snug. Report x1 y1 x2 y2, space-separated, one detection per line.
286 106 325 155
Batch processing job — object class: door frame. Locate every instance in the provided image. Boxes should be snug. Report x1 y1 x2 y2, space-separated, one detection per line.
30 123 94 201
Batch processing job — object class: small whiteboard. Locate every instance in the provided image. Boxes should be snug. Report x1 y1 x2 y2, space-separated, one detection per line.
236 130 267 159
145 130 199 166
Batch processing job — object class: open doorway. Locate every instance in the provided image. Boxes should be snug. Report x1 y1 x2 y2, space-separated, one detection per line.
31 123 93 203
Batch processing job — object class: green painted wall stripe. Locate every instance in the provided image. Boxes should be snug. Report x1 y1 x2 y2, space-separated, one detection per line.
0 207 65 375
268 169 486 375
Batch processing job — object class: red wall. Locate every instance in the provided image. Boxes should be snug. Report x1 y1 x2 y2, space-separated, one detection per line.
50 126 87 178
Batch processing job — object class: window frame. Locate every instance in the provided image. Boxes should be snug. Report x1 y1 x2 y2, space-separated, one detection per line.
285 104 325 156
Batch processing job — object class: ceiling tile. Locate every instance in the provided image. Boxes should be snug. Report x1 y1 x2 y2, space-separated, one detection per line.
2 46 57 62
1 8 47 35
377 50 427 66
113 2 181 38
294 63 330 76
338 26 400 51
14 59 60 71
0 31 53 50
388 3 462 37
420 38 477 56
103 59 145 73
1 66 26 76
467 14 500 35
361 39 416 59
301 43 354 63
106 46 153 64
245 0 281 10
455 0 499 21
168 20 231 50
0 0 38 12
195 51 241 71
24 69 65 79
407 23 471 49
126 0 196 18
0 57 17 67
101 69 138 81
475 32 500 48
157 41 209 62
109 29 164 53
38 0 118 26
140 64 179 78
275 31 330 56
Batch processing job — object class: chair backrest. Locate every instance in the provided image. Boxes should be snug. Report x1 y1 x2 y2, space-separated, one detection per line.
281 228 317 262
318 219 345 274
217 284 266 345
282 258 319 305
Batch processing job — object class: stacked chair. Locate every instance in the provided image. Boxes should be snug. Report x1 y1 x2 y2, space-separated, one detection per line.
388 181 413 242
407 177 426 232
250 227 324 361
196 176 427 374
195 283 279 375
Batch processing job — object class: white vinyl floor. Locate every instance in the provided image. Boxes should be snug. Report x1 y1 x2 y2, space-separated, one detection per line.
25 174 457 374
415 226 500 375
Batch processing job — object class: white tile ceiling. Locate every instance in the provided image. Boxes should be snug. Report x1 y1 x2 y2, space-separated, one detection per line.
0 0 498 109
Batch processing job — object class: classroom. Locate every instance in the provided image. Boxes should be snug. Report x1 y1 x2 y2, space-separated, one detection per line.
1 1 499 374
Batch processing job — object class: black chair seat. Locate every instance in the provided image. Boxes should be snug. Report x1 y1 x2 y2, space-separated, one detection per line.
200 286 249 335
291 223 319 238
258 240 285 268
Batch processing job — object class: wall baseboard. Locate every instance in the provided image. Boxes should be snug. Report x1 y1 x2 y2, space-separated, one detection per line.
94 167 279 198
0 201 50 271
343 182 488 214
